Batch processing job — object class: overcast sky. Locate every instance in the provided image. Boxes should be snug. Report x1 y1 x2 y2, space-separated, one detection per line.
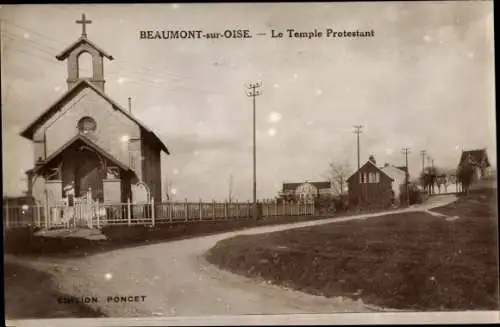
1 2 495 201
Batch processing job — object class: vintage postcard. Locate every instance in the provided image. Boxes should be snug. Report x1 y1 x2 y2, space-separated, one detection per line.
2 1 498 326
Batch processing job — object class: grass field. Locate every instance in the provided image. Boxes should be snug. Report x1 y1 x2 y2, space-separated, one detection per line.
206 189 499 311
4 214 326 258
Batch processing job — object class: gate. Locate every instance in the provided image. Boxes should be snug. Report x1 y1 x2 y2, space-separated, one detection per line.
70 191 101 229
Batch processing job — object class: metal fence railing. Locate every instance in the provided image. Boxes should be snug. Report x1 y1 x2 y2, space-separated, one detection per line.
3 198 316 230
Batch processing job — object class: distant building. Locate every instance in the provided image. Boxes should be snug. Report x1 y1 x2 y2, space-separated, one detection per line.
346 156 408 208
280 181 332 201
457 149 492 181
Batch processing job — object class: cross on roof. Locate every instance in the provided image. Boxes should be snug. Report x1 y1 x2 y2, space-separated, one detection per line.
76 13 92 37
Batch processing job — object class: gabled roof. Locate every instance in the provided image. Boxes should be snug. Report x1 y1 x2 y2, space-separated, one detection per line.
282 181 331 192
458 149 490 168
20 79 169 154
395 166 408 174
381 165 407 181
32 133 134 174
56 36 113 61
346 160 394 182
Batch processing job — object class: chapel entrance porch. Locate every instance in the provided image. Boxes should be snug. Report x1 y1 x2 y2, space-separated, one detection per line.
29 135 137 229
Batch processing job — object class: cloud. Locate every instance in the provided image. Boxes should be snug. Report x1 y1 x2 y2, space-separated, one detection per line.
268 112 282 123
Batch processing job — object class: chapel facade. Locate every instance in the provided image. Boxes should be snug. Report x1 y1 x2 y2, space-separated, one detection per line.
21 14 169 206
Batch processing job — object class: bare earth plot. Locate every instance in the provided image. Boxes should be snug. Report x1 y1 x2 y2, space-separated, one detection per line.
207 189 499 311
5 194 464 318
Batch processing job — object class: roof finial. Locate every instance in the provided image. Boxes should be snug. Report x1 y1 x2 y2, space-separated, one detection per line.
76 13 92 38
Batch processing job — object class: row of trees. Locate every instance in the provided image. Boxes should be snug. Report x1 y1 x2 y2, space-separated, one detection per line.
419 162 475 195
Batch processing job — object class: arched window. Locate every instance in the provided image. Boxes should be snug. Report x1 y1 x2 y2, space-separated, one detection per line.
77 116 97 134
77 51 93 78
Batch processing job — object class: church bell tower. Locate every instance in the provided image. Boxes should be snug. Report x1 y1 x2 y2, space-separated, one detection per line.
55 13 114 92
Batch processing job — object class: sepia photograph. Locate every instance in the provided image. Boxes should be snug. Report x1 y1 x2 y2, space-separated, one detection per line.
1 1 498 326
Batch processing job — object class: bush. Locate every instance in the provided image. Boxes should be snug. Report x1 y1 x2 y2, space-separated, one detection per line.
399 183 427 205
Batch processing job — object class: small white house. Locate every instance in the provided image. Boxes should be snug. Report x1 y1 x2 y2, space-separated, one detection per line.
380 164 407 201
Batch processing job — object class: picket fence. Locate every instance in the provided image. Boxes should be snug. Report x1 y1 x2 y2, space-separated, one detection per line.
3 198 316 230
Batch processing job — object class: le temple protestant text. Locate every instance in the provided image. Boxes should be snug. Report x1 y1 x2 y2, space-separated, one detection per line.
139 28 376 40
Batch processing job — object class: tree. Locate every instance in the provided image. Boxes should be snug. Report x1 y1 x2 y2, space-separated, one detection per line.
164 178 173 201
328 160 351 197
228 174 234 203
457 162 475 195
420 166 439 194
399 181 426 205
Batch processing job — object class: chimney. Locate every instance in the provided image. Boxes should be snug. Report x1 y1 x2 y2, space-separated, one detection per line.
128 97 132 113
384 162 389 167
368 154 376 165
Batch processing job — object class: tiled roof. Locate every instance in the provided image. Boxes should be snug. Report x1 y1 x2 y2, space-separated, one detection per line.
381 165 407 180
395 166 408 173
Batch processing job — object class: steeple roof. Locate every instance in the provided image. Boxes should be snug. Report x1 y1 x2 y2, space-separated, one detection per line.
55 36 114 61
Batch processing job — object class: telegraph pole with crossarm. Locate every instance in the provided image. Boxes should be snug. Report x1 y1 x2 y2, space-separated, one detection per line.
353 125 363 209
402 147 411 206
247 81 262 219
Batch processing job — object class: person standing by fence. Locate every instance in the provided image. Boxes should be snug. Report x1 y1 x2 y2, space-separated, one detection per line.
63 184 76 231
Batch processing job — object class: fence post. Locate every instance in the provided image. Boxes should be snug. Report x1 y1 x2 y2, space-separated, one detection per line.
5 202 9 230
151 197 156 227
185 198 188 222
44 202 49 229
224 201 228 220
96 202 100 229
127 198 131 226
212 200 216 221
199 199 203 221
236 202 240 218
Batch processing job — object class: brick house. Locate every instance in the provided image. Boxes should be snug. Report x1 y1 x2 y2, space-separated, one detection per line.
346 157 397 209
20 15 169 208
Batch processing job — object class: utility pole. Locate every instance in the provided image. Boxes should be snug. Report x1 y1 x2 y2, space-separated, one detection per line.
353 125 363 209
420 150 426 174
247 81 262 219
402 147 411 206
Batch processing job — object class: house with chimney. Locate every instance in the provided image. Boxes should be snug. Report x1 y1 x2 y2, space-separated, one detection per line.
347 155 408 208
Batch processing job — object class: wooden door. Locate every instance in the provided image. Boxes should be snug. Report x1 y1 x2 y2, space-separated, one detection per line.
74 149 104 201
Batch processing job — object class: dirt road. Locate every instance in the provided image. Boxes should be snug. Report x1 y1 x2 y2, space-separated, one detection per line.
5 195 457 318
